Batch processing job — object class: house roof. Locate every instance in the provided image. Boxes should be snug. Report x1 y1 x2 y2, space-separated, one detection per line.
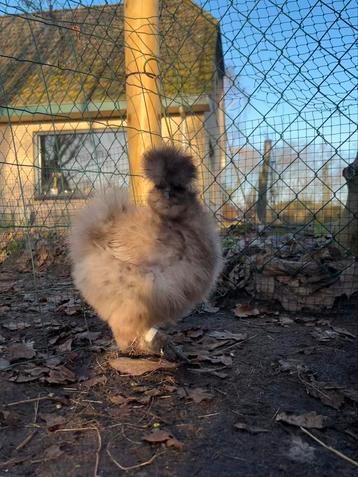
0 1 224 119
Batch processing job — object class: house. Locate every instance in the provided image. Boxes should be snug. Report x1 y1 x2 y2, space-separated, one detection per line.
0 0 225 228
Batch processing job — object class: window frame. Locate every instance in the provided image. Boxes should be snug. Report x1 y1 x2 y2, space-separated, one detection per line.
34 127 128 200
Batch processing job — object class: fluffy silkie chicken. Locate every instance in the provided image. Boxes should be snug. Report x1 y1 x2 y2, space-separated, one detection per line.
69 146 222 358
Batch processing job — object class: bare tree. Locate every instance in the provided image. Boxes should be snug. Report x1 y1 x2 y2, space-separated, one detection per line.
19 0 55 12
41 134 84 194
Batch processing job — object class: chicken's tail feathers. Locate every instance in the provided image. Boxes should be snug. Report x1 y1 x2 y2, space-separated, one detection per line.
69 187 130 257
144 145 196 188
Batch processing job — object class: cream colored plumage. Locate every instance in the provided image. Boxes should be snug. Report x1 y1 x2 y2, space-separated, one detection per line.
69 146 222 356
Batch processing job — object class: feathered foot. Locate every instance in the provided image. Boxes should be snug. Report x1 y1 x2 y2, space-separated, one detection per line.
139 328 190 363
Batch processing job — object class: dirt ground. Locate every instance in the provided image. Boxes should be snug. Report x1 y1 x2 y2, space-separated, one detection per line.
0 266 357 477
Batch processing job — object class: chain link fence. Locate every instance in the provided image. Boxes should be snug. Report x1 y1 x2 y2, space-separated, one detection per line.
0 0 357 311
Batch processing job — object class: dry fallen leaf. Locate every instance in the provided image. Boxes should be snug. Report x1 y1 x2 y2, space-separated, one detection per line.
341 387 358 403
202 303 220 313
0 358 10 370
56 299 81 316
144 388 163 397
304 378 345 409
189 351 232 367
277 359 309 374
185 328 205 339
7 342 36 362
43 444 64 460
199 338 231 351
233 303 261 318
109 357 177 376
211 371 229 379
276 411 326 429
0 410 21 426
81 375 107 388
43 366 76 384
0 282 16 293
107 406 131 419
330 326 356 339
189 388 214 403
208 331 248 341
143 430 183 449
109 394 130 405
311 328 340 342
190 367 229 379
162 384 178 393
279 316 294 325
234 422 269 433
205 354 233 367
143 429 173 443
35 243 54 269
166 437 184 450
75 331 102 341
2 321 31 331
9 374 39 383
178 387 214 403
58 338 72 352
40 413 68 431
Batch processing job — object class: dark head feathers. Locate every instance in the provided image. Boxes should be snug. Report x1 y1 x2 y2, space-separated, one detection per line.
144 145 197 189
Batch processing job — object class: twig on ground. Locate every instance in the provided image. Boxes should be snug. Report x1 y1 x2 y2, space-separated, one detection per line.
107 422 148 430
0 457 27 468
147 411 172 426
297 372 332 401
106 446 163 471
94 427 102 477
300 426 358 467
15 430 38 451
221 454 247 462
55 426 102 477
96 358 106 373
188 366 227 375
5 395 52 407
215 387 228 397
33 396 40 424
121 425 142 445
198 412 220 418
215 334 259 354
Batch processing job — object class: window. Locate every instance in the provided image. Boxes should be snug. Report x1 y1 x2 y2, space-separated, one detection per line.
37 129 129 198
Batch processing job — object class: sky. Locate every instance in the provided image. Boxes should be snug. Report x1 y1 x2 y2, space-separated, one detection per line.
196 0 357 153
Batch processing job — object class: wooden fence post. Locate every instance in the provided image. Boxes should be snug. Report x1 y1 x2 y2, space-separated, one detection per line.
257 139 272 224
336 153 358 255
124 0 162 203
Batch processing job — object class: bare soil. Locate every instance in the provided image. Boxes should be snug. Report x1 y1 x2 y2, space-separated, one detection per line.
0 266 357 477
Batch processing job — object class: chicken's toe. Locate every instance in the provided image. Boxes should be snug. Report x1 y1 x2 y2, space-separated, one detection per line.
142 329 189 362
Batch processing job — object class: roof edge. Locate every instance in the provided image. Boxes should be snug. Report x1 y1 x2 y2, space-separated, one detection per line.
0 95 211 123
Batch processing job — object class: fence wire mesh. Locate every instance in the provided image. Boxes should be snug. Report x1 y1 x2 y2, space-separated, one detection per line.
0 0 357 315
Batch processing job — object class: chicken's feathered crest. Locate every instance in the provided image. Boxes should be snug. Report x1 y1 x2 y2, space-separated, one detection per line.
144 146 197 189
